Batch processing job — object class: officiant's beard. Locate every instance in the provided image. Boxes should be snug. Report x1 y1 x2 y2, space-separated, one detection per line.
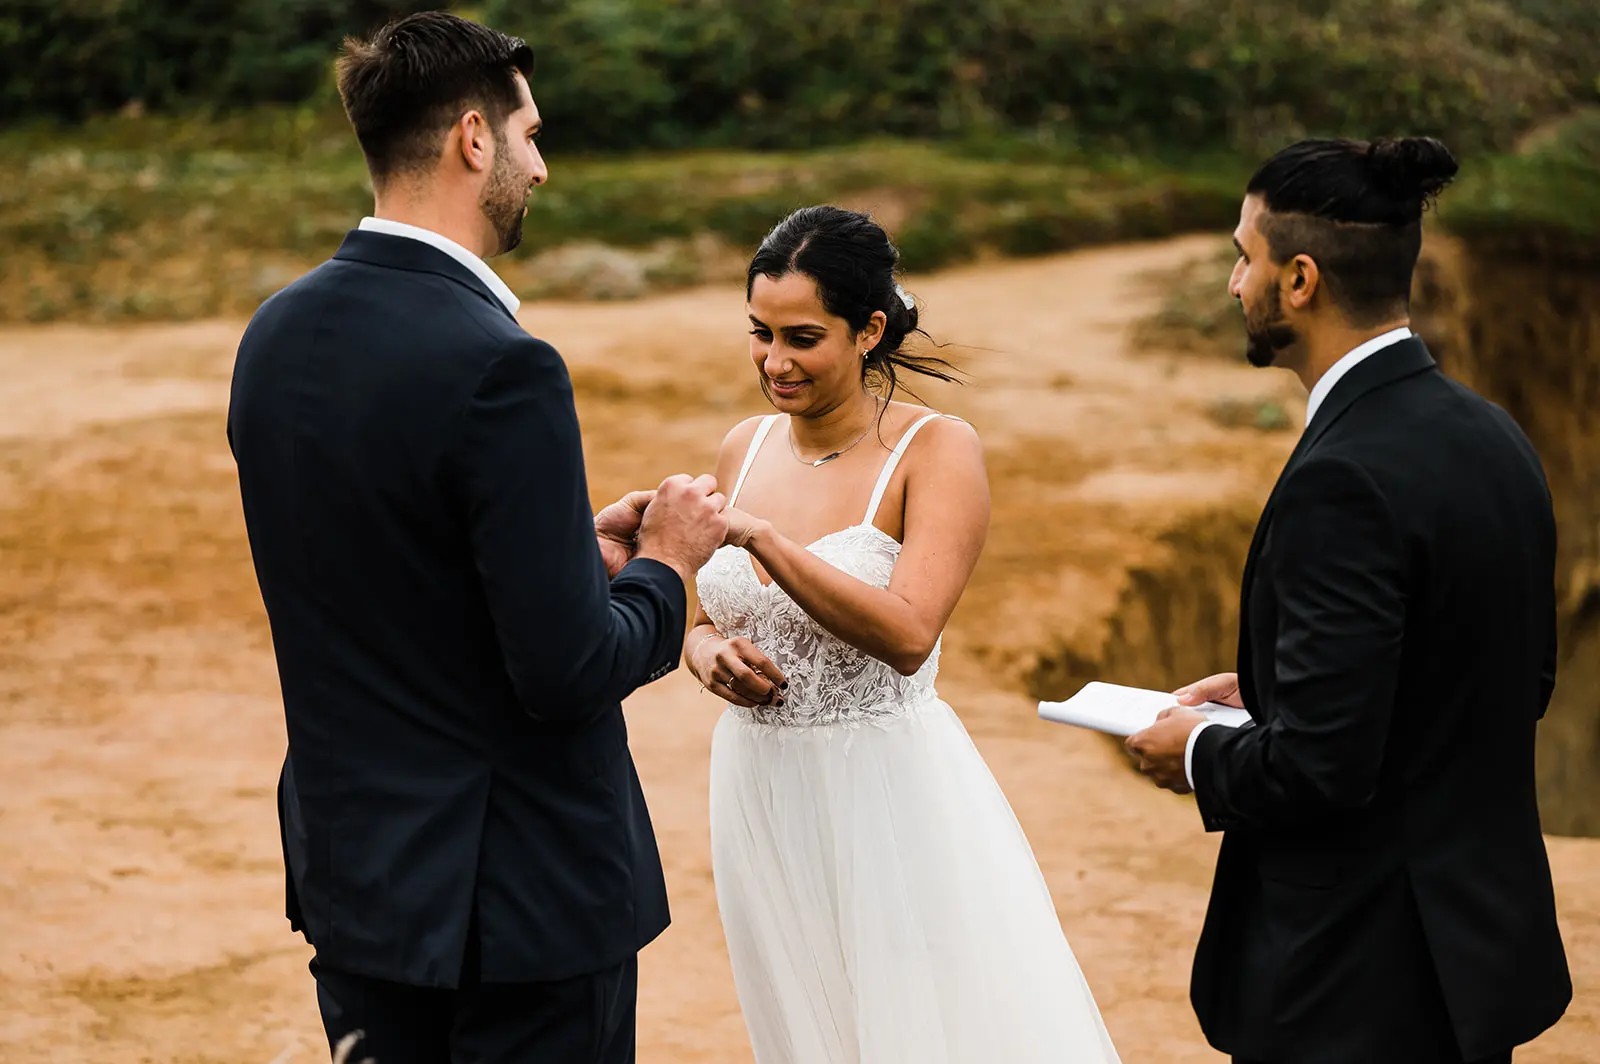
1244 285 1298 368
480 135 528 255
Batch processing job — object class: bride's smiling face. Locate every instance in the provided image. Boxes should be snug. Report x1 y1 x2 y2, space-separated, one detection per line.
747 272 885 414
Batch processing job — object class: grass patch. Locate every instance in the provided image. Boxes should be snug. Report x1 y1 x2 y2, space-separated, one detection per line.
0 111 1247 323
1206 397 1295 433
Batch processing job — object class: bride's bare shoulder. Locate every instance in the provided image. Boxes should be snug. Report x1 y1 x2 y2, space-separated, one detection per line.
885 403 981 451
719 415 769 458
714 414 771 479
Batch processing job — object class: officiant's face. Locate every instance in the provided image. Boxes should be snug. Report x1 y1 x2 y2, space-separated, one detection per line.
1230 195 1297 368
747 272 874 414
479 73 547 255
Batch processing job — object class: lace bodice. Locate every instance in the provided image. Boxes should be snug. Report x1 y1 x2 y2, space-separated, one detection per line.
697 523 941 727
694 412 945 728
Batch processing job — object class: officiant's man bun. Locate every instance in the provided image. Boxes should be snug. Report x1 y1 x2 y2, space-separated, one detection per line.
1246 136 1459 325
336 12 534 184
1365 137 1460 209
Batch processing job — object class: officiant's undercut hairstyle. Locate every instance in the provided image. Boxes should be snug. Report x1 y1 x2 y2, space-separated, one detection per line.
336 12 534 185
1247 137 1458 326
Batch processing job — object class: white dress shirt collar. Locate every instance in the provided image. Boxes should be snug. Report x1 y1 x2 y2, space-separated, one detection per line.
358 216 521 315
1303 326 1413 426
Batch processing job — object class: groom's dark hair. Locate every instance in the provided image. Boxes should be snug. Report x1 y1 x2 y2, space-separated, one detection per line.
1246 137 1459 326
336 12 534 185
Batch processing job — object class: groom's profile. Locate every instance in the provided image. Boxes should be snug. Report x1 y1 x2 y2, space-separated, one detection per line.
228 11 726 1062
1128 137 1570 1063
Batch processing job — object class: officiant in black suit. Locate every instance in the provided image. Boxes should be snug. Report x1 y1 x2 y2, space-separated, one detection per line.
1127 137 1570 1064
228 13 728 1063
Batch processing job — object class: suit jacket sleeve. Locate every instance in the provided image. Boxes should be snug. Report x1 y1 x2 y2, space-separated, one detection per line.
1194 455 1406 829
451 335 687 722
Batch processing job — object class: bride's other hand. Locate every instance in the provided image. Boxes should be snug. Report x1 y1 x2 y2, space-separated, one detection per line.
691 631 787 708
722 506 768 550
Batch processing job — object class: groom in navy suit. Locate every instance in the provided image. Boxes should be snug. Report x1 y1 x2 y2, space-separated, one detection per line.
228 13 727 1062
1128 138 1570 1063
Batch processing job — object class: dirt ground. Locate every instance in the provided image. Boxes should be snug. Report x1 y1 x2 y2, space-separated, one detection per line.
1 236 1594 1062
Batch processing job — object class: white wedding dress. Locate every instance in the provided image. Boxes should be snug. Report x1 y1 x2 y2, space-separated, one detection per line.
697 413 1120 1064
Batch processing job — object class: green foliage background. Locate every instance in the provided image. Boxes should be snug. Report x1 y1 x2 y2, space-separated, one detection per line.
4 0 1596 155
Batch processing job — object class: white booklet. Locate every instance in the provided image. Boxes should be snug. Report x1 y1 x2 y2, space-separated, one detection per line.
1038 681 1251 737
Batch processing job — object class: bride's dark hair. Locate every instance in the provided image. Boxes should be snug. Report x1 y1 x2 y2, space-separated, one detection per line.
747 206 960 402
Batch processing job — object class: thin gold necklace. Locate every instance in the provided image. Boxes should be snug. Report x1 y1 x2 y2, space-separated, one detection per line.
787 401 882 468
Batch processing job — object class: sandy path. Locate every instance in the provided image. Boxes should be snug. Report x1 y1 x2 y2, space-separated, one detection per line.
0 236 1593 1062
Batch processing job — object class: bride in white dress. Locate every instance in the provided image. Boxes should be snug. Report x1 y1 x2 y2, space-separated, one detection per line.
688 206 1120 1063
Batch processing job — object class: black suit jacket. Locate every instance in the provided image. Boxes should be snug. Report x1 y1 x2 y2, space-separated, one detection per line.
1190 338 1570 1062
228 230 685 987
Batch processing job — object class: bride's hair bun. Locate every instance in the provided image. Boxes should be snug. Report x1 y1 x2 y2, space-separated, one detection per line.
1367 137 1459 211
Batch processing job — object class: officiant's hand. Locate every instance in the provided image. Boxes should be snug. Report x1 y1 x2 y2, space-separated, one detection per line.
595 489 655 578
1173 671 1245 709
1126 706 1209 794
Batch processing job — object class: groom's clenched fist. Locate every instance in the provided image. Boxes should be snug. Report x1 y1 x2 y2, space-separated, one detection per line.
636 473 730 585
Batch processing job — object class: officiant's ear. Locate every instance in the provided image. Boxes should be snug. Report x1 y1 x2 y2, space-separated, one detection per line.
1286 254 1320 310
456 109 493 173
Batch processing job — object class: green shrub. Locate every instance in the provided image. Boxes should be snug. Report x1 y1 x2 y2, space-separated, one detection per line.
1443 108 1600 250
0 1 430 122
5 1 1595 158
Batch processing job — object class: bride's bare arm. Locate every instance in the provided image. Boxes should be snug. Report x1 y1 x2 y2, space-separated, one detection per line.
683 417 787 708
740 417 989 676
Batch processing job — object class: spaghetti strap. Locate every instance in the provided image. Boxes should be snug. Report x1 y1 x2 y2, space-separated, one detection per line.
863 412 946 526
729 415 780 507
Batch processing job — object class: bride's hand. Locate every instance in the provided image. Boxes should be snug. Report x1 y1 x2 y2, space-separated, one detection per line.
691 631 787 708
723 506 767 550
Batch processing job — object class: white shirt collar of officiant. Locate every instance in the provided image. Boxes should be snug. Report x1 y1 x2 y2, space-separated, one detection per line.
1303 326 1413 426
358 216 521 315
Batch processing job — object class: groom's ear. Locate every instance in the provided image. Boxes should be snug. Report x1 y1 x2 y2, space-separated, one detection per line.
456 109 493 173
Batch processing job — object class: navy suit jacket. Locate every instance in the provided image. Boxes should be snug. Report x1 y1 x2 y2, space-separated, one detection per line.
228 229 684 987
1190 339 1570 1061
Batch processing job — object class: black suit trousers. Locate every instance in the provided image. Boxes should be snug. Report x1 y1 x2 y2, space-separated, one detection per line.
311 951 637 1064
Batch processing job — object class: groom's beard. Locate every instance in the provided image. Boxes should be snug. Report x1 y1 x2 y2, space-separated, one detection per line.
1244 286 1297 368
480 135 528 255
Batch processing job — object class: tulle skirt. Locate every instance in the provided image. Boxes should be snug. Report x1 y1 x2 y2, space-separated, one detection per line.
709 697 1121 1063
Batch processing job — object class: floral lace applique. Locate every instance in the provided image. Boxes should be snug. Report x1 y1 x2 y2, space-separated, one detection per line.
695 523 940 728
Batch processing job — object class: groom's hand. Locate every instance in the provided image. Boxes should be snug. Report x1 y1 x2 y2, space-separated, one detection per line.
1126 706 1209 794
636 473 730 585
595 489 654 578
